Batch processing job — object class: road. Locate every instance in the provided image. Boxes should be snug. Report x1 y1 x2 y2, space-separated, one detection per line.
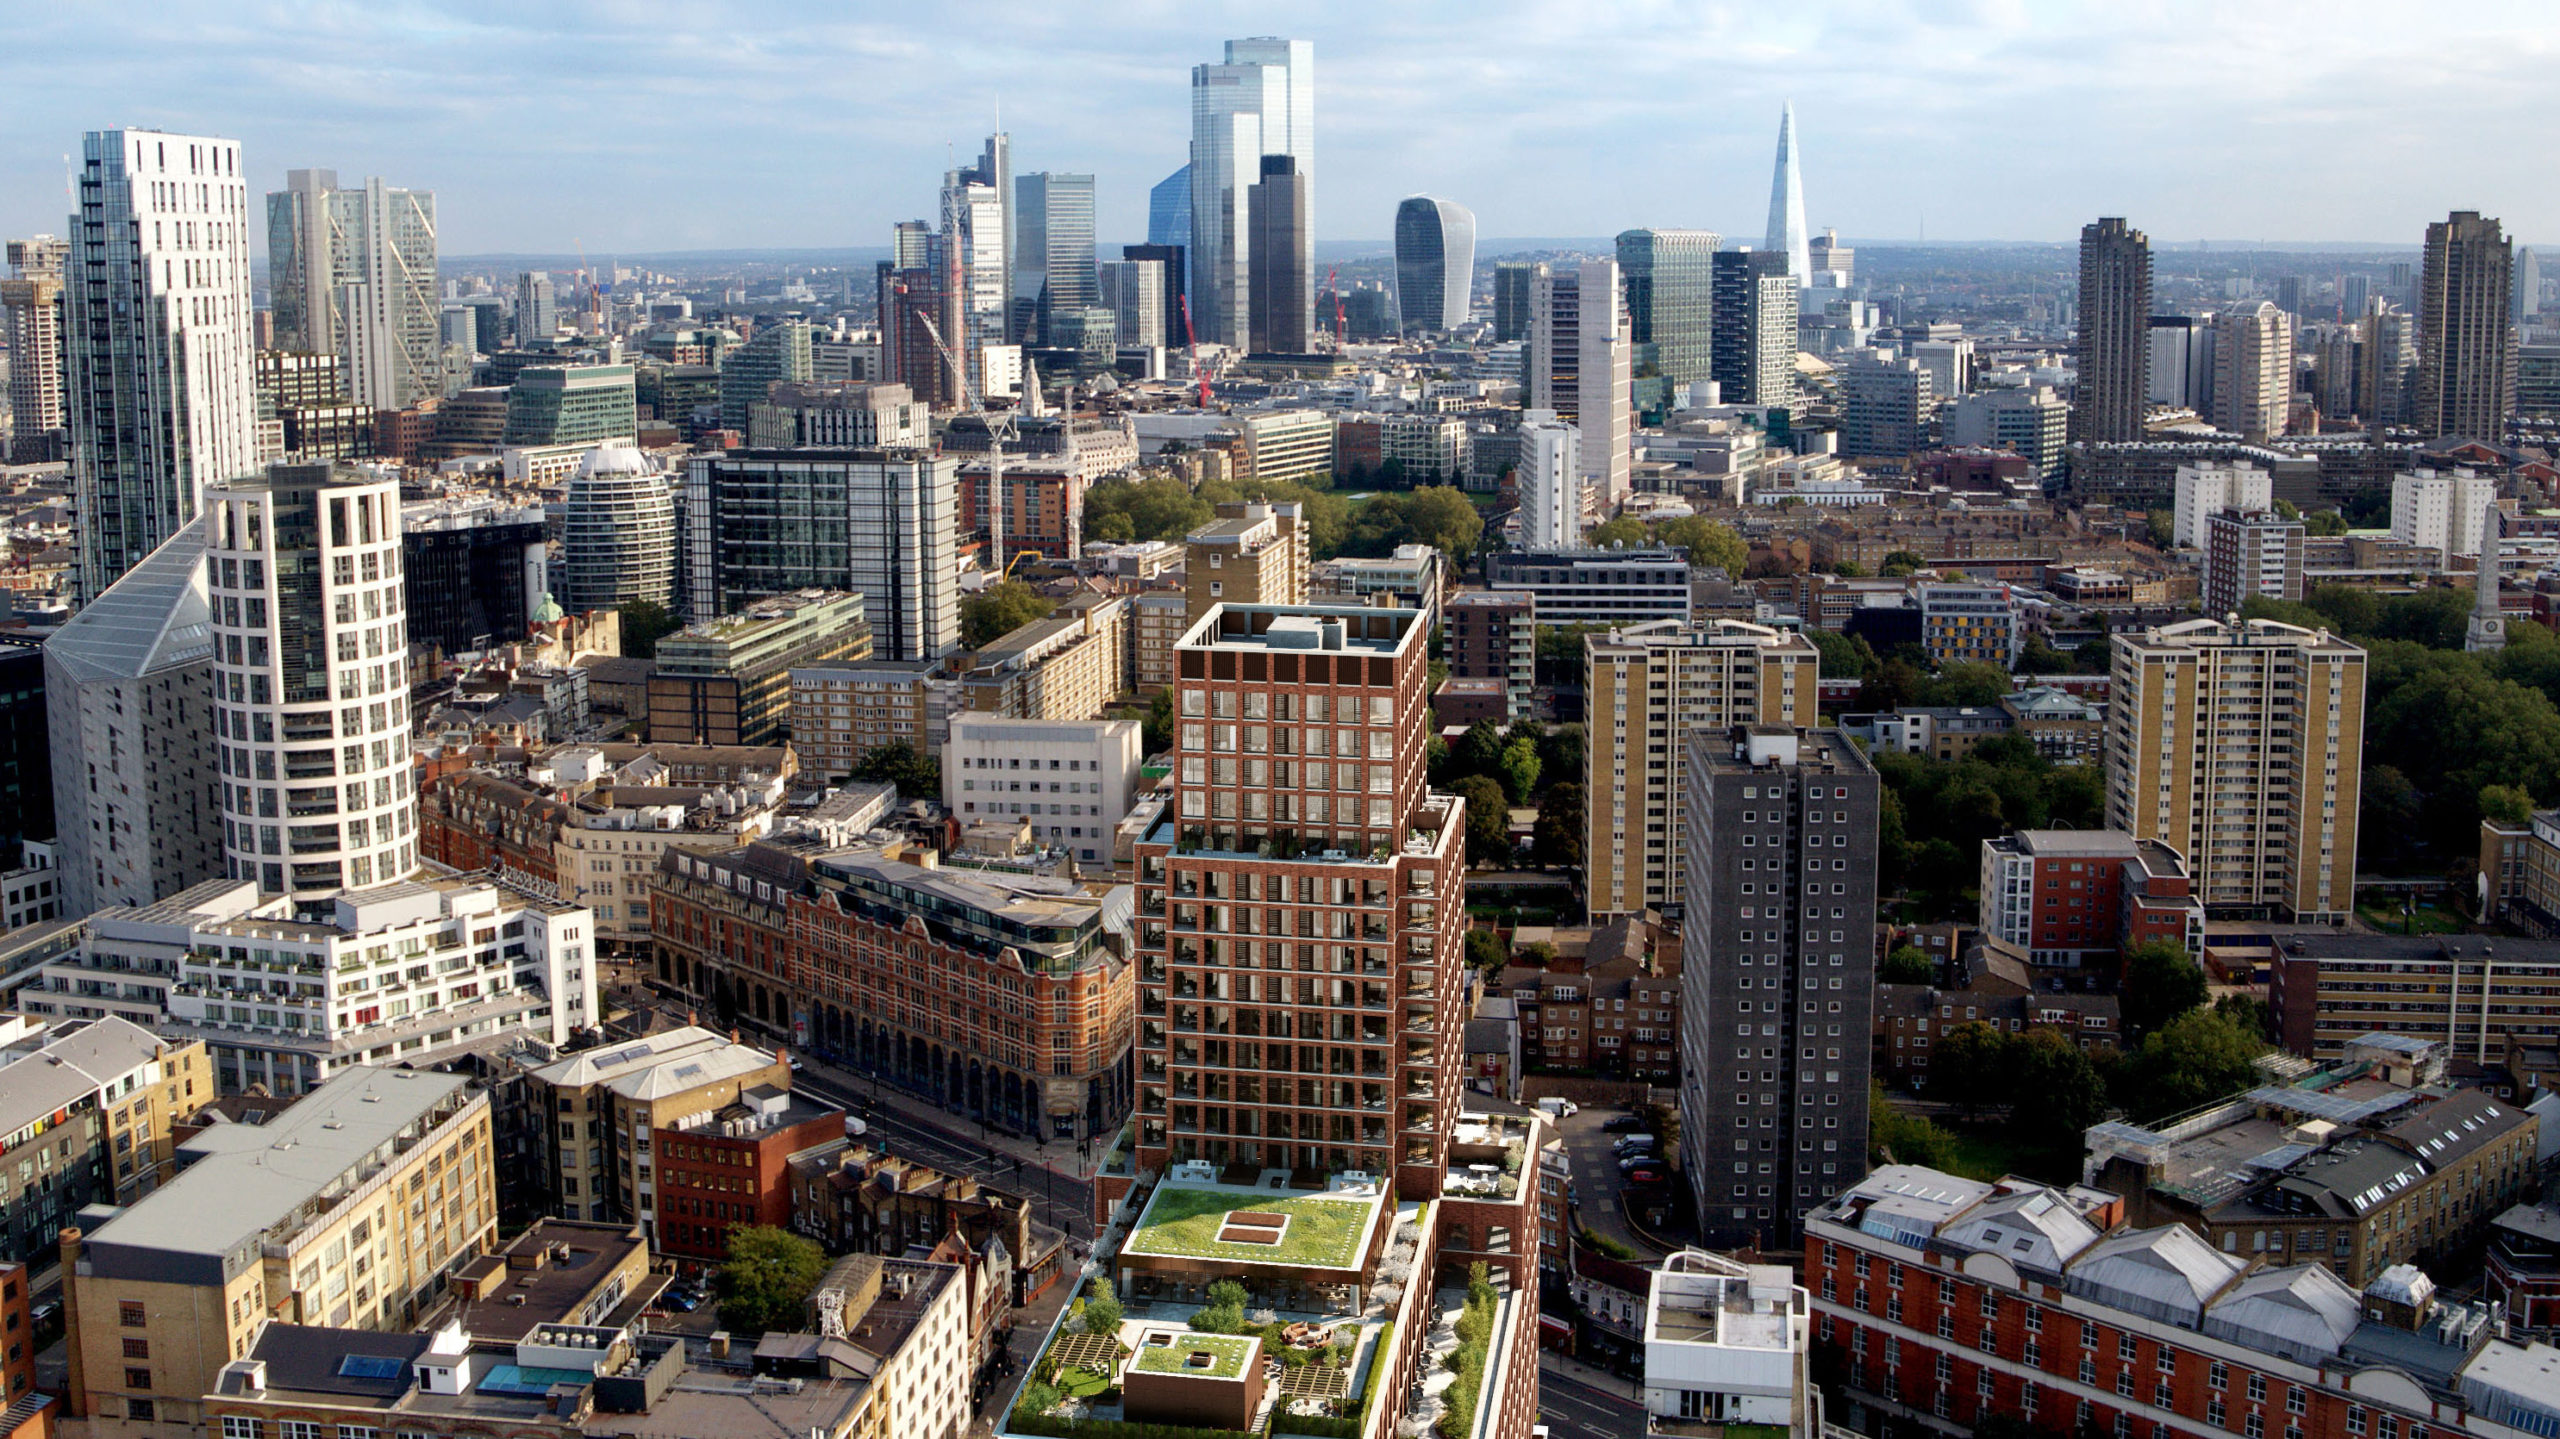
788 1061 1097 1244
1536 1358 1646 1439
1549 1103 1674 1259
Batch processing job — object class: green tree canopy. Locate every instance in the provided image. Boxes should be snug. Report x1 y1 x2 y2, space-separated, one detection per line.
1345 486 1483 562
2304 508 2349 537
2114 1008 2269 1121
851 742 940 799
1809 629 1877 682
1652 516 1749 576
2120 941 2208 1037
2482 783 2537 826
618 599 680 658
1925 661 2012 708
959 579 1055 649
1532 782 1586 870
1585 516 1648 548
1083 472 1213 542
1464 927 1508 972
1497 737 1542 804
716 1226 829 1334
1880 946 1934 985
1452 776 1513 866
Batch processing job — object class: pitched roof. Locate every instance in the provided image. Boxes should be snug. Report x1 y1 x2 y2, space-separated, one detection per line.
44 514 210 684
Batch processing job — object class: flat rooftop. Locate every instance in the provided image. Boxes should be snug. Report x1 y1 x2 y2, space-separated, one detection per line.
1176 604 1419 657
85 1066 473 1268
1128 1330 1258 1380
1122 1180 1385 1272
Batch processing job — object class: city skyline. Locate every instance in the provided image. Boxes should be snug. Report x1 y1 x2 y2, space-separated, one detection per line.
6 4 2560 254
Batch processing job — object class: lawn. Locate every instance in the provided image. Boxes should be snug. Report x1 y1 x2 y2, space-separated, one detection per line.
1942 1122 2078 1186
1130 1333 1259 1378
1125 1187 1377 1269
2355 900 2468 936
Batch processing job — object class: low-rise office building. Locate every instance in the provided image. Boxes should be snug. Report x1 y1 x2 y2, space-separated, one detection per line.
1979 830 2202 971
1641 1248 1820 1438
1487 546 1692 625
649 589 874 746
0 1019 209 1265
519 1025 792 1238
944 717 1143 865
960 593 1128 722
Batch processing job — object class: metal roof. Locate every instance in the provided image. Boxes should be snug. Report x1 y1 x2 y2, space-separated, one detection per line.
43 513 209 684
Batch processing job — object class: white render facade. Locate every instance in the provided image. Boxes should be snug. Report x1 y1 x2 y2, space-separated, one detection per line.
1518 414 1582 549
208 463 418 898
28 875 596 1095
64 128 259 602
2390 466 2497 559
2170 462 2272 550
944 717 1143 863
1643 1248 1818 1436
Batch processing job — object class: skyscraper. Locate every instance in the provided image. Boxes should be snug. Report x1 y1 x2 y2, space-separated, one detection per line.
2106 618 2364 922
1015 172 1098 345
1763 103 1811 288
940 143 1011 394
2416 210 2515 442
1710 249 1797 408
1584 620 1821 919
63 128 258 604
206 462 419 898
1492 261 1540 345
1128 603 1466 1195
1121 243 1186 346
2074 217 2154 443
718 320 813 431
560 446 676 617
681 448 960 660
1394 196 1477 334
2359 298 2417 425
516 270 557 343
1 236 67 463
1516 414 1580 549
1616 229 1720 415
1679 724 1878 1247
45 515 225 914
2207 301 2294 438
2518 246 2543 322
1246 156 1311 354
1529 260 1632 507
1839 349 1931 458
1189 36 1312 346
1099 258 1167 348
266 171 440 409
1148 163 1191 249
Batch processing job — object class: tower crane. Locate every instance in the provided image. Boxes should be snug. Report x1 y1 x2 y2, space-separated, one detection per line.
915 310 1039 581
1179 295 1212 409
1324 266 1345 346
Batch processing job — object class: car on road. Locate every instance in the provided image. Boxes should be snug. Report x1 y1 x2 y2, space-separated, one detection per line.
1617 1154 1665 1173
1601 1114 1647 1133
1611 1134 1656 1155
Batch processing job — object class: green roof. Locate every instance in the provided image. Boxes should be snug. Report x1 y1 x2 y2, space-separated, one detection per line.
1123 1185 1379 1270
1129 1333 1259 1379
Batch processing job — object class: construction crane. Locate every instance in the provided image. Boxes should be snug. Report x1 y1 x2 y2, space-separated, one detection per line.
1179 295 1213 409
915 309 1039 581
1324 266 1345 346
574 240 604 329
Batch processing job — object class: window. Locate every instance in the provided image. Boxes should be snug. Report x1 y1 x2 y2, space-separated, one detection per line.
119 1302 147 1328
2285 1388 2306 1416
122 1338 149 1359
126 1367 153 1390
2247 1374 2268 1403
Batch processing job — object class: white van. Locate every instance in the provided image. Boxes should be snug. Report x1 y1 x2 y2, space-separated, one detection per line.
1535 1097 1579 1119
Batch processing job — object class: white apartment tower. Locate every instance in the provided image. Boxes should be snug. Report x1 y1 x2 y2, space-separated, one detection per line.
267 170 441 410
2208 301 2294 438
1517 413 1582 549
208 462 418 899
2170 462 2273 549
64 128 258 602
1530 260 1634 509
1189 37 1313 347
2390 467 2498 560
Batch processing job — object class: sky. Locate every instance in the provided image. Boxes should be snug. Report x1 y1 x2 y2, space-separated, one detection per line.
5 1 2557 258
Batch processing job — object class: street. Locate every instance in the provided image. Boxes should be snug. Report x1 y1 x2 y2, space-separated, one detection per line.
786 1058 1098 1244
1536 1356 1647 1439
1549 1103 1677 1259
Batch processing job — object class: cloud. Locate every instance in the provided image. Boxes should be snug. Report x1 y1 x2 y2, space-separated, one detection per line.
2 0 2556 255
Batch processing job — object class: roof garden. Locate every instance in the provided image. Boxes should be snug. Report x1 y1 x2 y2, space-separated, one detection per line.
1128 1332 1259 1380
1123 1184 1383 1271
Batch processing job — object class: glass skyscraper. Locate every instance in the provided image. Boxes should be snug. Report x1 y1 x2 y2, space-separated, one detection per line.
1015 172 1098 346
1148 164 1191 248
1393 196 1476 334
1616 229 1720 418
1189 37 1312 347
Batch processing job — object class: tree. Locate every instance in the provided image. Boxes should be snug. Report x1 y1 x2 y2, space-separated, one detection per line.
1080 1278 1123 1339
1808 629 1877 682
851 741 939 799
2120 941 2208 1037
1931 1022 2008 1117
2016 634 2077 676
1924 661 2012 708
619 599 680 658
1394 486 1485 561
2006 1028 2109 1137
2144 507 2177 549
1084 472 1213 542
1585 516 1648 548
1652 516 1748 576
2073 635 2116 672
1455 719 1506 781
2114 1008 2268 1121
716 1225 828 1334
959 579 1054 649
1497 737 1542 804
1142 686 1176 755
2273 498 2302 521
1518 940 1560 968
1533 782 1586 870
2304 508 2350 537
1869 1086 1960 1169
1880 946 1935 985
1879 549 1927 578
1832 560 1867 577
1452 776 1513 866
1465 928 1508 973
2482 783 2536 826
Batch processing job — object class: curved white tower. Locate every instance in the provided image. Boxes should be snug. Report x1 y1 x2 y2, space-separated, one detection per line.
560 445 675 615
207 461 417 899
1394 196 1477 334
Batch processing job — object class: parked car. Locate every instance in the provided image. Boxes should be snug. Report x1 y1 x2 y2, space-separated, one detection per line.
1536 1097 1579 1119
1612 1134 1657 1155
1601 1114 1647 1133
1623 1167 1668 1186
1618 1154 1666 1173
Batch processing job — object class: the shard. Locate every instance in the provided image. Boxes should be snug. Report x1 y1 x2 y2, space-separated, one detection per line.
1763 102 1811 288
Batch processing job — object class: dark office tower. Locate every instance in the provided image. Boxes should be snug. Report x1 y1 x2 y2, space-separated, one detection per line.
717 319 812 431
402 502 548 655
1493 262 1541 346
1394 196 1477 335
0 640 50 869
2074 217 2153 443
1247 155 1311 354
876 262 951 409
1710 249 1797 407
1122 244 1187 345
1679 725 1879 1250
1616 229 1720 417
2275 274 2309 319
1014 172 1098 346
2417 210 2516 442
